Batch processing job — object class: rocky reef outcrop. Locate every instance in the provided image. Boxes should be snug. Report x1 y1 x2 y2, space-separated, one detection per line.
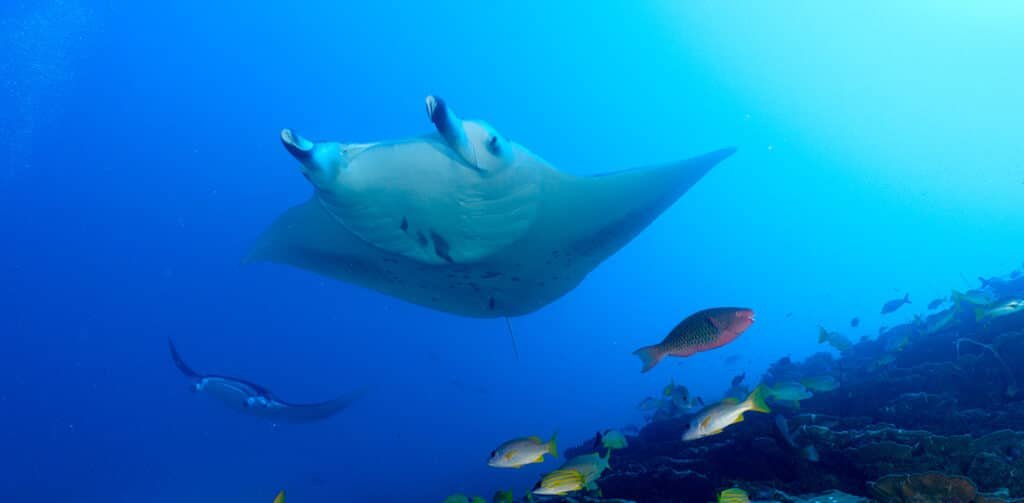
543 274 1024 502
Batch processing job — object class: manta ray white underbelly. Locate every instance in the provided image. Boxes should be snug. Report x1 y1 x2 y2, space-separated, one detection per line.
247 96 736 318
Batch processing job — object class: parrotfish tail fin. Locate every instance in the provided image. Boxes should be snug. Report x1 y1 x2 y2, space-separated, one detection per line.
547 431 559 458
747 385 772 414
817 327 828 344
273 490 285 503
979 276 991 288
632 345 665 373
167 338 200 379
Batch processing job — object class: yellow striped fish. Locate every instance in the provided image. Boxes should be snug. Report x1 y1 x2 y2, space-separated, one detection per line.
718 487 750 503
532 468 585 496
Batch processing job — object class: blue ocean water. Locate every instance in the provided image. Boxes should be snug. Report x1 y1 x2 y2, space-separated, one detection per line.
2 1 1023 501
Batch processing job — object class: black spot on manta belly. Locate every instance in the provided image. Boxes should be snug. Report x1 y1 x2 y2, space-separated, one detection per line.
430 231 454 263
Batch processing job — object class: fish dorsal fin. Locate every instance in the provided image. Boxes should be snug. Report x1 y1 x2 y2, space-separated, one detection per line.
721 397 740 405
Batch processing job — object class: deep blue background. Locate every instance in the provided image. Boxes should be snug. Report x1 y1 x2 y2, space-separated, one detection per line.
2 1 1023 501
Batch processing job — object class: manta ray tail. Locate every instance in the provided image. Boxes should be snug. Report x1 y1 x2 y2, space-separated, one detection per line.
505 317 520 361
168 337 200 378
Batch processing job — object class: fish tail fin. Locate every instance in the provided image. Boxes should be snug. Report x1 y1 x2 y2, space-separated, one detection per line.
168 338 200 379
817 326 828 344
632 345 665 373
747 385 772 414
273 490 286 503
547 431 559 458
979 276 990 288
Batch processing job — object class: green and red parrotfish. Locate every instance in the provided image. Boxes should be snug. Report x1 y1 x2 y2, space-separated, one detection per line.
633 307 755 373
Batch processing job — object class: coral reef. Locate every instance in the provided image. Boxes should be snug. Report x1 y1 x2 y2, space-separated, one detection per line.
543 274 1024 502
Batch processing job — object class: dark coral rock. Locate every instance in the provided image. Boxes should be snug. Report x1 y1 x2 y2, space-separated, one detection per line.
868 471 1021 503
554 273 1024 502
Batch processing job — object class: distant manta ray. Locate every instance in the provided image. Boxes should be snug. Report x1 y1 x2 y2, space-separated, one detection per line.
247 96 736 318
168 338 364 422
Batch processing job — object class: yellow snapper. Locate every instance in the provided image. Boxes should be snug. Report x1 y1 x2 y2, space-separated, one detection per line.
975 299 1024 322
442 496 486 503
768 381 814 403
560 450 611 486
718 488 750 503
595 429 628 450
532 468 586 496
683 385 771 441
800 375 839 393
917 306 959 335
488 432 558 468
875 353 897 367
952 289 996 308
492 490 515 503
817 326 852 351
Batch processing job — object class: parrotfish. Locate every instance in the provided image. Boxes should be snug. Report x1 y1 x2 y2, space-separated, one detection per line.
633 307 755 373
881 293 911 314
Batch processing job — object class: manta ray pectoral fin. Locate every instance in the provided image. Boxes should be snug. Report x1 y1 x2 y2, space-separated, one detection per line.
245 198 366 273
168 337 201 379
562 147 738 260
274 387 370 423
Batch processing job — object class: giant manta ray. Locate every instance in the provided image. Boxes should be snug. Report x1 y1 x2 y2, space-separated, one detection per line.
248 96 736 318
